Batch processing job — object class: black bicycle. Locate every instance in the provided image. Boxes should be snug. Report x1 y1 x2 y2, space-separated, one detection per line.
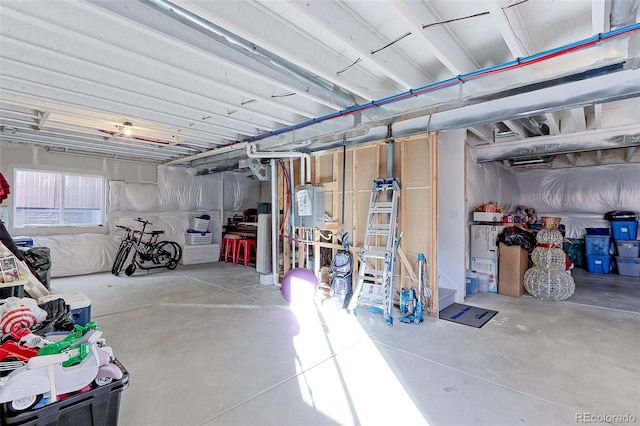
111 218 182 276
111 225 138 275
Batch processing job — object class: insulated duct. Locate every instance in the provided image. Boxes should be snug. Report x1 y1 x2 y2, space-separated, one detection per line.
611 0 639 30
472 125 640 163
163 23 640 170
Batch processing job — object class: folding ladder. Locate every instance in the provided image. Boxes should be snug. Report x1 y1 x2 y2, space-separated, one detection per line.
347 178 401 324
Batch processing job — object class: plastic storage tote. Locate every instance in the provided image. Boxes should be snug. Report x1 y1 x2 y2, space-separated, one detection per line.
585 228 609 235
585 254 612 274
1 359 129 426
466 271 479 295
188 216 210 232
38 292 92 327
615 240 640 258
584 235 611 256
615 257 640 277
185 231 213 245
610 221 638 240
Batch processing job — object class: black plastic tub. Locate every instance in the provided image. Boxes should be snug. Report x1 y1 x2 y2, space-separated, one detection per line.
1 359 129 426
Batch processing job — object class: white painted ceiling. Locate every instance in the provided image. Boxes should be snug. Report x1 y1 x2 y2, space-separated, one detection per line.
1 0 639 171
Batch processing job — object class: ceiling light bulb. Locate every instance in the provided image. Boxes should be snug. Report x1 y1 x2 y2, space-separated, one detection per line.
123 122 133 136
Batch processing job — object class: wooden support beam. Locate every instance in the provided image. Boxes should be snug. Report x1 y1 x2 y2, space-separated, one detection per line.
502 119 528 139
321 181 338 191
352 149 358 247
400 140 408 290
570 107 587 132
280 164 291 276
625 147 636 162
596 150 603 164
544 112 560 135
427 132 438 317
397 247 418 284
468 125 495 142
36 110 50 130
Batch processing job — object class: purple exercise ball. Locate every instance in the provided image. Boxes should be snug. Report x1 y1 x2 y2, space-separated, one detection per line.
281 268 318 303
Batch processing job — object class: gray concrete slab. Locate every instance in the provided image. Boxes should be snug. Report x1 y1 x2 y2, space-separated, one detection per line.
44 262 638 426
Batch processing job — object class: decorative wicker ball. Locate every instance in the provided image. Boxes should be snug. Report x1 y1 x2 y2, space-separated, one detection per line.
524 267 575 301
536 229 563 247
531 246 566 268
541 216 562 230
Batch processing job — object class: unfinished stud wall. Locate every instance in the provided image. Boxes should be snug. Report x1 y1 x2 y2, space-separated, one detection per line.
307 134 438 316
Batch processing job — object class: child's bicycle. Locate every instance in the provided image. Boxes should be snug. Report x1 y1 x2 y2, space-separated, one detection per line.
112 218 182 276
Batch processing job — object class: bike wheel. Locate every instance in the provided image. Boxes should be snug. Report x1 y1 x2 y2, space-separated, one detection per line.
112 242 132 276
125 263 136 276
111 243 127 275
155 241 182 268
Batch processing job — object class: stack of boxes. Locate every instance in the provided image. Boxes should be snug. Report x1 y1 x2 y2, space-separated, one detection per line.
584 230 612 274
470 216 505 293
612 220 640 277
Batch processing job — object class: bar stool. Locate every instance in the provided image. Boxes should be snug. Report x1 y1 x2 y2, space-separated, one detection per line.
235 238 257 267
222 234 242 263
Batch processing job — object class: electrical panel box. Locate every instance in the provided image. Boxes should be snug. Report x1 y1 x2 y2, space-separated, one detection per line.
294 184 325 228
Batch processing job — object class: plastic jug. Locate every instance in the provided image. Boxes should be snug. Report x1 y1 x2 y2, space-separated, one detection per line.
478 273 490 293
466 270 479 295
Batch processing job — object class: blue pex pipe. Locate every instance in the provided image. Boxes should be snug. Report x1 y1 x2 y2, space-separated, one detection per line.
235 23 640 146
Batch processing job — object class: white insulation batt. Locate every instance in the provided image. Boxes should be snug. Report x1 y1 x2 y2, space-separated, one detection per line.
468 160 640 238
516 164 640 237
33 166 260 278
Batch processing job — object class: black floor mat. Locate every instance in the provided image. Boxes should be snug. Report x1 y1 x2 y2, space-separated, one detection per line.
439 303 498 328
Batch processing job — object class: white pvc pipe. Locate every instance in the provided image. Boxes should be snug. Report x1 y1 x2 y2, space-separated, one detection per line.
270 159 279 287
245 144 311 183
246 143 315 271
289 156 296 267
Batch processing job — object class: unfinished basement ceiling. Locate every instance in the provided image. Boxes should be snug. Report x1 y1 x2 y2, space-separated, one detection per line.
1 0 639 170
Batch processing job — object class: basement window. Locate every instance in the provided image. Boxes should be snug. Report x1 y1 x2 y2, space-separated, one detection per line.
13 169 104 228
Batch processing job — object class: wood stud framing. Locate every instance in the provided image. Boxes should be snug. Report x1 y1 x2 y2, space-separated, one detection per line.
277 133 439 318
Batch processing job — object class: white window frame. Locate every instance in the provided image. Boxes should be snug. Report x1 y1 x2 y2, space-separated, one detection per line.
13 168 106 230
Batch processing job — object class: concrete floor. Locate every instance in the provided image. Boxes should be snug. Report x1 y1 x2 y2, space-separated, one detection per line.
48 263 639 426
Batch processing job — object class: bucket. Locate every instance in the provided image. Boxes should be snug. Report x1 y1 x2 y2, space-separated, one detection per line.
478 273 490 293
466 270 479 295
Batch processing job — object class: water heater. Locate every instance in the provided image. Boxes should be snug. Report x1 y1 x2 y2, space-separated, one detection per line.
294 184 325 228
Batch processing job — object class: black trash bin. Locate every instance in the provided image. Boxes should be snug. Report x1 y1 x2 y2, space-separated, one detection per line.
22 247 52 290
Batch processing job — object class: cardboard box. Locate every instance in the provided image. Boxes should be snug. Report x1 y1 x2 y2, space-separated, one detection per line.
498 243 529 297
473 212 503 223
470 225 506 259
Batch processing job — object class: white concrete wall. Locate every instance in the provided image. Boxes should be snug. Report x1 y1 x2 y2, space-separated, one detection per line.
437 129 467 303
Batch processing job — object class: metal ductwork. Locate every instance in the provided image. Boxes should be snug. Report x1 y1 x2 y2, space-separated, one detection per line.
161 16 640 170
471 125 640 163
611 0 639 30
140 0 359 110
237 158 270 181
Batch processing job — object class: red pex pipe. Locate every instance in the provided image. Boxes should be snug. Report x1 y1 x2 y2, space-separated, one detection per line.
238 23 639 146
